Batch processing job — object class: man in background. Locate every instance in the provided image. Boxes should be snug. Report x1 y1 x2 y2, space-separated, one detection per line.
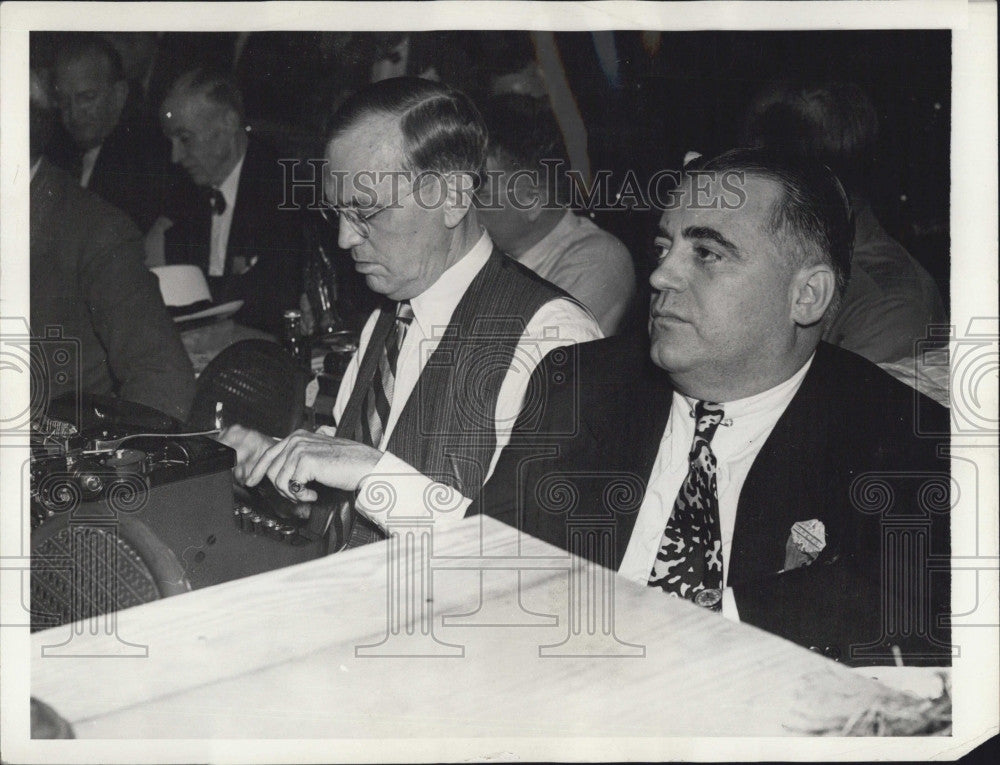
476 94 636 336
30 69 195 422
48 33 167 231
742 79 947 363
150 68 304 334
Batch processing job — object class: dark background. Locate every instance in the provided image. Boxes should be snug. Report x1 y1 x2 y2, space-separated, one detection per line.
32 29 951 305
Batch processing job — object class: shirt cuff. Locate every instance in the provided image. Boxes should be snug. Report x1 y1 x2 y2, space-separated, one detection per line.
722 587 740 623
355 451 471 531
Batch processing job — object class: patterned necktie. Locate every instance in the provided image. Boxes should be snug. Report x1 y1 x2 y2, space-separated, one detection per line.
648 400 726 610
359 301 414 448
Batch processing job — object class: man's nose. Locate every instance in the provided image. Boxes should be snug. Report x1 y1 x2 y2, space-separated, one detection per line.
337 216 365 250
649 251 685 293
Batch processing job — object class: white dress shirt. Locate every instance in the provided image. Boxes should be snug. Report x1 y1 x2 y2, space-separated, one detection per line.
617 354 815 620
331 230 602 529
79 145 102 188
208 154 245 276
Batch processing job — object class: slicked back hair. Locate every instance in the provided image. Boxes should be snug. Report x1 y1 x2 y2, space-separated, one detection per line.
166 67 246 125
325 77 487 187
53 32 125 84
685 147 854 313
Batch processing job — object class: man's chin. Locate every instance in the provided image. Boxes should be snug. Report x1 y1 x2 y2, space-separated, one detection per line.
649 338 696 375
364 273 394 297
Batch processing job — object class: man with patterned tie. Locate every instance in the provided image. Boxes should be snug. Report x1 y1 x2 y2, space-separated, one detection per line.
472 148 950 666
222 77 601 545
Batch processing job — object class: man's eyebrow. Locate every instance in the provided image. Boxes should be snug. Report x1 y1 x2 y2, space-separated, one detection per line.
682 225 739 254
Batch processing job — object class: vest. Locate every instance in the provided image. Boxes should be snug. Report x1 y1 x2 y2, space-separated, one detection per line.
339 247 576 499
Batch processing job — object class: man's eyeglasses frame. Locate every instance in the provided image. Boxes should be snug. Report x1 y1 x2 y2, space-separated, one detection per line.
320 176 428 239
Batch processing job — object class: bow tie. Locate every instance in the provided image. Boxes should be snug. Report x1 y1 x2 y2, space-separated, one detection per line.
207 188 227 216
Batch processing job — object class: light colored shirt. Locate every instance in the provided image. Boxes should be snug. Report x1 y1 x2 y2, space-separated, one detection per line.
618 354 815 620
208 153 245 276
822 202 946 363
332 230 602 529
516 209 635 335
79 145 101 188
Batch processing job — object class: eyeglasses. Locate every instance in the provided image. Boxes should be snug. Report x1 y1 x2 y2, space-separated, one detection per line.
320 180 424 239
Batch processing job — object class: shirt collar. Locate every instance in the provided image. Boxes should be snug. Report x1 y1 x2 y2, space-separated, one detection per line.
216 151 246 207
409 228 493 337
677 352 816 424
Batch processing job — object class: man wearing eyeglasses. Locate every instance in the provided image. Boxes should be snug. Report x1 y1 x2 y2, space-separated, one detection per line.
223 77 601 546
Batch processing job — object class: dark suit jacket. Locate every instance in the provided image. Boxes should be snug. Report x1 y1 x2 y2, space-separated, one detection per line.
47 118 169 233
163 137 305 334
30 158 196 421
472 335 951 666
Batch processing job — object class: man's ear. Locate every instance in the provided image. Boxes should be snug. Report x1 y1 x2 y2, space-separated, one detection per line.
442 171 476 229
790 263 837 326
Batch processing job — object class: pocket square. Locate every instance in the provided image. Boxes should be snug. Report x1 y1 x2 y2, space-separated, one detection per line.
782 519 826 571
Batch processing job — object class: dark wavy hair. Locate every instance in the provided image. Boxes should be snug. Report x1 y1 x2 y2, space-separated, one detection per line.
686 147 854 311
325 77 487 186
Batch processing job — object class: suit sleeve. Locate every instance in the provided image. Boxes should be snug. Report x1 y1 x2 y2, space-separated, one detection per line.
77 201 197 421
469 343 582 547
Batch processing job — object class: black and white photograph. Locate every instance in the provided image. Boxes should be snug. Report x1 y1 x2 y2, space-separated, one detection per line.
0 1 997 762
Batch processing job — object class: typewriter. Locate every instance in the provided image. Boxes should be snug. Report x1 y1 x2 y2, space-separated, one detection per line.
30 395 329 590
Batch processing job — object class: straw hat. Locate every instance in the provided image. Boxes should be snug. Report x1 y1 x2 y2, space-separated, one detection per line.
150 265 243 323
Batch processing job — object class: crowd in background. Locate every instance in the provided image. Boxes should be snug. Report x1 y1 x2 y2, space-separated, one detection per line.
30 29 951 287
27 29 951 422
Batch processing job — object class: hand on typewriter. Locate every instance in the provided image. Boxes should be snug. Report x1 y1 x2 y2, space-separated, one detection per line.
242 429 383 502
218 424 276 485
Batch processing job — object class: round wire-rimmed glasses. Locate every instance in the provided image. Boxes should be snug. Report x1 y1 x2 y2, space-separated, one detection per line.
319 177 428 239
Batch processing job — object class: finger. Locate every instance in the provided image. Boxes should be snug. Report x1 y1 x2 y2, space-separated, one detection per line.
245 436 294 488
296 488 318 503
271 444 312 501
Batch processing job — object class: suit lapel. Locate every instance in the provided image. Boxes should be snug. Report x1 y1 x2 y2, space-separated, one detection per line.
729 348 837 584
582 347 674 567
225 139 265 268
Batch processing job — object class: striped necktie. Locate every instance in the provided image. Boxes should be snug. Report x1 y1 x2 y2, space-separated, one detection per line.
359 301 414 448
648 400 726 610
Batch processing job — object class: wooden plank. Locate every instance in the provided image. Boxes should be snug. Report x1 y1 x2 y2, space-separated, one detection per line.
32 516 896 737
